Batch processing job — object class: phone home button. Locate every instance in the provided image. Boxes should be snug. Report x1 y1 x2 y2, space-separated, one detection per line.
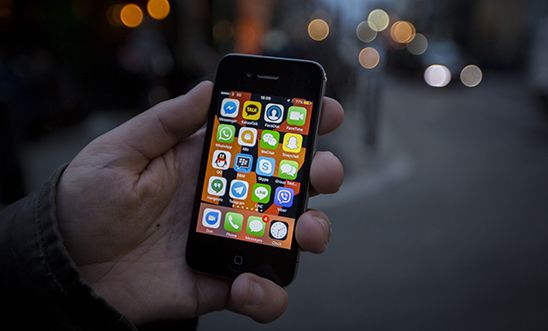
233 255 244 266
229 250 247 270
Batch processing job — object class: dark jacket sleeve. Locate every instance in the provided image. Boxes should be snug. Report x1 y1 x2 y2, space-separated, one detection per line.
0 166 136 330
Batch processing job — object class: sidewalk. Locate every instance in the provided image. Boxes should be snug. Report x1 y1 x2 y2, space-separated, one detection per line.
201 73 548 330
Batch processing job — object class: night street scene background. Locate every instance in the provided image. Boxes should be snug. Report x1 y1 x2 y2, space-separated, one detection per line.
1 0 548 330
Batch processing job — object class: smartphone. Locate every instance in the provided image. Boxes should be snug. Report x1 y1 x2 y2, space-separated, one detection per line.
186 54 326 286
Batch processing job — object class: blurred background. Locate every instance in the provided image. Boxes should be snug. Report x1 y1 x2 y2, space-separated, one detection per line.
1 0 548 330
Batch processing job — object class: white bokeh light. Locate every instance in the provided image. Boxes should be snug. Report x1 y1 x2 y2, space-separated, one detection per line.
367 9 390 32
407 33 428 55
460 65 483 87
356 21 377 43
424 65 452 87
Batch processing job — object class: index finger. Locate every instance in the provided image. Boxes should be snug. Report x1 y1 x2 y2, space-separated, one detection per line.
318 97 344 135
93 81 213 170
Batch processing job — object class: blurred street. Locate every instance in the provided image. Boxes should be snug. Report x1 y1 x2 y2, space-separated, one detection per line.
20 72 548 330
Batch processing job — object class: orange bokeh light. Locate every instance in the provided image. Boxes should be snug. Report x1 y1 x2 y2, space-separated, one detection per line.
106 4 123 26
0 0 13 18
147 0 170 20
390 21 416 44
359 47 380 69
120 4 143 28
308 19 329 41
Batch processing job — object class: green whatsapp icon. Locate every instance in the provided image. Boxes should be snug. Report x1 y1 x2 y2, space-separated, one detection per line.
217 124 235 143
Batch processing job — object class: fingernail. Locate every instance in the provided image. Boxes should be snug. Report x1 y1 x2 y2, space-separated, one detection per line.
316 216 331 247
247 281 264 306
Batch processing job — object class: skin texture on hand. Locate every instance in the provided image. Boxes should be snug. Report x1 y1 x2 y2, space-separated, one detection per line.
57 81 344 325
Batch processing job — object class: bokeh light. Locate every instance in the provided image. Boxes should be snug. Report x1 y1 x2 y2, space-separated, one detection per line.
307 19 329 41
424 65 452 87
390 21 416 44
356 21 377 43
120 4 143 28
407 33 428 55
262 30 289 52
367 9 390 32
0 0 13 18
460 65 483 87
359 47 381 70
106 4 123 26
147 0 170 20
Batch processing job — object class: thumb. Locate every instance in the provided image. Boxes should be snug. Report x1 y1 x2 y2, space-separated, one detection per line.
95 81 213 168
228 273 288 323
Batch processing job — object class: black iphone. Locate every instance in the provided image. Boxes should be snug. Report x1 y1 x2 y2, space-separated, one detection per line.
186 54 326 286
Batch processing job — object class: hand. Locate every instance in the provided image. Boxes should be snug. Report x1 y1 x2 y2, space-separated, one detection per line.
57 81 344 325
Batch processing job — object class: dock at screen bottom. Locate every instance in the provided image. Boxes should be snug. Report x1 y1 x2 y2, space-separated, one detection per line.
195 203 295 250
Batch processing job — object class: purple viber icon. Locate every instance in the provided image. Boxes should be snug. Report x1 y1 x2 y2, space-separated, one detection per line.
274 187 294 207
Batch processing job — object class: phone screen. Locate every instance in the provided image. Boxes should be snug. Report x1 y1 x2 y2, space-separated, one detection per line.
195 90 314 250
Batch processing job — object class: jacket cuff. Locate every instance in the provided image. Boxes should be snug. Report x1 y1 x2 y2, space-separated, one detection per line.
1 165 136 330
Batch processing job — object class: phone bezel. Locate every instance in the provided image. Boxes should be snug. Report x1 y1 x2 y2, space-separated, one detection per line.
186 54 326 286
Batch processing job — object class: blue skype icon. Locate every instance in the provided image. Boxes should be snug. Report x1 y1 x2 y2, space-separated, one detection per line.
256 157 275 177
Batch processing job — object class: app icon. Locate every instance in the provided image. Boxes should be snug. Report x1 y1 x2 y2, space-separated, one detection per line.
202 208 221 228
211 150 231 170
278 160 299 180
274 187 294 207
269 221 289 240
229 180 249 200
217 124 235 143
246 216 265 237
234 153 253 173
224 212 243 233
251 183 271 203
238 127 257 147
207 176 227 196
282 133 303 153
264 103 284 123
256 157 275 177
242 101 262 120
260 130 279 150
220 98 240 118
287 106 307 126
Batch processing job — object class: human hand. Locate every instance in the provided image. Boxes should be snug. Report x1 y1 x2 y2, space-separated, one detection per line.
57 81 344 325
